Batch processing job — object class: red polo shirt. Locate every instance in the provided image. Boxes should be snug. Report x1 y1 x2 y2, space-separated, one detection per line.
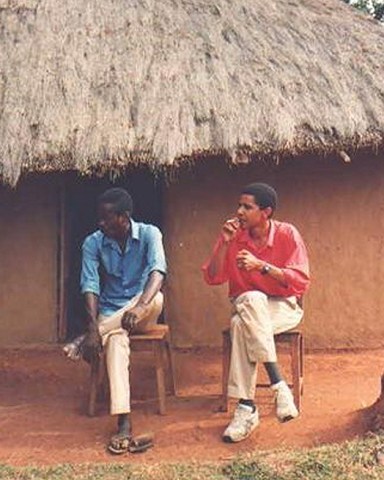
202 220 310 299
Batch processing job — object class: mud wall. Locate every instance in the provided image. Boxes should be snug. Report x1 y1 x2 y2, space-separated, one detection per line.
163 154 384 350
0 175 58 344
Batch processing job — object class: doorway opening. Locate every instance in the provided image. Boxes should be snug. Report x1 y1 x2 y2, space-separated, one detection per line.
59 169 163 341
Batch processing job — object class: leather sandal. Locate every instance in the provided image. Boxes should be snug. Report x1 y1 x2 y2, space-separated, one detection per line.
128 433 154 453
107 432 154 455
107 433 131 455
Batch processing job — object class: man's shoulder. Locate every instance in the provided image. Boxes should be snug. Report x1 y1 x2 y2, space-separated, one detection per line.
82 230 104 248
134 221 162 239
273 220 303 241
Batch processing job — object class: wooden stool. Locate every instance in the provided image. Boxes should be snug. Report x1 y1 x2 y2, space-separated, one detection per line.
221 327 304 412
88 324 176 416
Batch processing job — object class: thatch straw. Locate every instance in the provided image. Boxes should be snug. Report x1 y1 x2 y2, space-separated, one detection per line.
1 0 384 184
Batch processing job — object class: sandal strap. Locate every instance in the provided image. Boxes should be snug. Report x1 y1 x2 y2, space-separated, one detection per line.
108 434 131 454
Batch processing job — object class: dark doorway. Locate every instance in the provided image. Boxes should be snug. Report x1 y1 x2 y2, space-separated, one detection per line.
61 169 163 340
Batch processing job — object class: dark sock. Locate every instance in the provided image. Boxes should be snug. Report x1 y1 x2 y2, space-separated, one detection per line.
239 399 256 412
264 362 283 386
117 414 131 436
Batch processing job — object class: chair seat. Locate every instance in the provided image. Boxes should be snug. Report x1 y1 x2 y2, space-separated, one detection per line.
222 326 302 336
88 323 176 416
221 325 304 412
130 324 170 341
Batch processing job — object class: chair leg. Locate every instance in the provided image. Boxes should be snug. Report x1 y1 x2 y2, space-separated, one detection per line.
88 355 101 417
165 336 176 396
154 342 167 415
99 357 108 402
221 331 231 412
291 334 301 412
299 334 304 396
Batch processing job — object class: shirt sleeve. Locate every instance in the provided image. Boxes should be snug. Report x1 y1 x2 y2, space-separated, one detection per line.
201 235 230 285
146 226 167 275
80 235 101 296
280 227 310 297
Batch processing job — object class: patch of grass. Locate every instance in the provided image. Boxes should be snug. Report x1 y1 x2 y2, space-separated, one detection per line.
222 456 284 480
160 463 224 480
289 452 335 480
0 464 133 480
286 433 384 480
2 434 384 480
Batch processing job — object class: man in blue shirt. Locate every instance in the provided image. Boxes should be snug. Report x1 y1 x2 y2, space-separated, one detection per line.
80 187 167 454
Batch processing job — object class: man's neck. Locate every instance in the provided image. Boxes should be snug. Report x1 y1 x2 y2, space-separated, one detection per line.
115 222 131 252
249 219 271 244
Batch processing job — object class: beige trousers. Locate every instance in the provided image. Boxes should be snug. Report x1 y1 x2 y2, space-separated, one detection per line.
228 291 303 400
97 292 163 415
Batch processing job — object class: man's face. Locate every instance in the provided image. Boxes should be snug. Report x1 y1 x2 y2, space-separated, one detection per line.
236 194 270 229
98 203 129 239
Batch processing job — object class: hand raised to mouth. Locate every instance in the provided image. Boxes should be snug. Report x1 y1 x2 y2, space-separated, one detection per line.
221 217 240 243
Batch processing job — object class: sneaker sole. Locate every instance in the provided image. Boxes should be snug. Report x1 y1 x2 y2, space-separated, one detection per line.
222 422 260 443
278 413 299 423
222 431 253 443
223 434 237 443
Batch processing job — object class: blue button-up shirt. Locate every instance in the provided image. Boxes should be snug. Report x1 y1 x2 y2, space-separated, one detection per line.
80 219 167 316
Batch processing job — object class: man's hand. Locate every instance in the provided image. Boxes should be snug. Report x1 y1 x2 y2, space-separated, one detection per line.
236 249 265 271
121 304 147 334
82 323 102 363
221 218 240 243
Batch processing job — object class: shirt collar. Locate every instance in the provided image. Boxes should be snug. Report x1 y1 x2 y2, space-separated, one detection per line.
101 218 140 248
238 220 276 249
266 219 276 248
130 219 140 241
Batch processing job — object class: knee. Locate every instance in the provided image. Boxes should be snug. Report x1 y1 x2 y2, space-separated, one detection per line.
230 314 242 331
105 332 130 353
148 291 164 320
154 291 164 311
235 290 268 308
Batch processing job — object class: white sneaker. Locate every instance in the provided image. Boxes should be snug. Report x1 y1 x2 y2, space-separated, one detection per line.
222 403 260 443
272 381 299 422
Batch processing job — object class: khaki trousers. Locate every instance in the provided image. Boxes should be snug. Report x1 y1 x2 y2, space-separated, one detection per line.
228 291 303 400
97 292 163 415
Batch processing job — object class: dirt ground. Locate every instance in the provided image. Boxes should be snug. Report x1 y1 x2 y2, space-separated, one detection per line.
0 346 382 466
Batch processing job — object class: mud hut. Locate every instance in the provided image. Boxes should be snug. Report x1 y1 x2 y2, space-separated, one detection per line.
1 0 384 349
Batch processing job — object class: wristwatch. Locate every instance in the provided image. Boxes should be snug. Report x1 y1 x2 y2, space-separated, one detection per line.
260 264 271 275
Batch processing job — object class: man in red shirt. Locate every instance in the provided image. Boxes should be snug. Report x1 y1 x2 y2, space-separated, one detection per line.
202 183 310 443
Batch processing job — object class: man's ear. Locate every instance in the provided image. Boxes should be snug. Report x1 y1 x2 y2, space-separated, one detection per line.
262 206 273 219
118 212 130 225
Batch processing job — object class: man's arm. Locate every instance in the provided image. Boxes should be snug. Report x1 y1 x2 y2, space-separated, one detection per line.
136 270 165 307
278 229 310 296
80 236 102 351
236 249 288 287
202 218 239 284
129 270 165 318
122 271 165 332
82 292 102 356
84 292 99 330
236 226 310 296
122 226 167 332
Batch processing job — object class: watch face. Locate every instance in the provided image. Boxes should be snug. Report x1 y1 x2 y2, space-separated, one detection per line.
261 265 270 275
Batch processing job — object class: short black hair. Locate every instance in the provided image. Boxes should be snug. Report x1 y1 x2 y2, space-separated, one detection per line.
98 188 133 215
241 183 278 213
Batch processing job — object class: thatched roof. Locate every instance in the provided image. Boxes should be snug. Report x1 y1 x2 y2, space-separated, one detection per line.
1 0 384 184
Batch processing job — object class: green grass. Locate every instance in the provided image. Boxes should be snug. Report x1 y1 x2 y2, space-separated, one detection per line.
2 433 384 480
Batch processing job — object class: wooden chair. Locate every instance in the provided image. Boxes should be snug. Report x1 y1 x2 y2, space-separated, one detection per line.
88 324 176 416
221 326 304 412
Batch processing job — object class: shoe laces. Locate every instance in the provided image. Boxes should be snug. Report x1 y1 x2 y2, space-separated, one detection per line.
230 405 253 428
276 386 292 408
